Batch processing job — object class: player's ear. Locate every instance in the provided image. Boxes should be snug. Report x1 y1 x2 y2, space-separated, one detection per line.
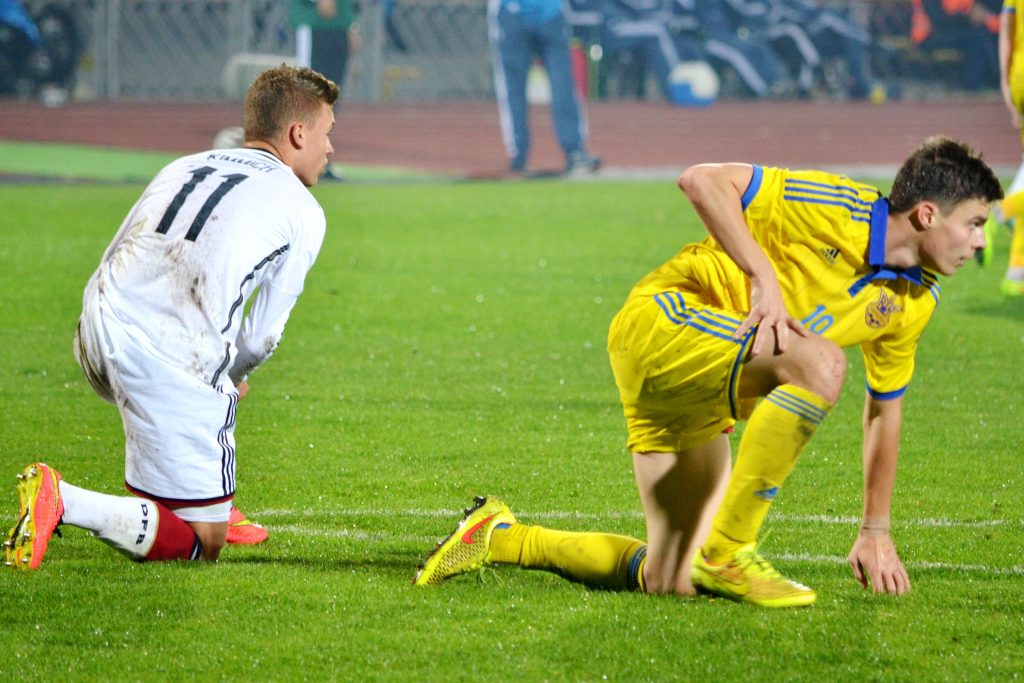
288 120 306 150
910 200 938 232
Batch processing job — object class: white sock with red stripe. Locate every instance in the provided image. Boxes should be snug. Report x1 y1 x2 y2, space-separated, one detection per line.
58 482 201 560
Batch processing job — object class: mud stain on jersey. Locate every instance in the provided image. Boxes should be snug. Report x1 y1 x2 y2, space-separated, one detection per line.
162 240 209 314
189 273 207 311
263 336 278 357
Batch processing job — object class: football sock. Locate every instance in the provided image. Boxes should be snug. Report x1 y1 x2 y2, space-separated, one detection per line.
144 503 204 561
490 523 647 591
703 384 832 564
1008 211 1024 279
58 482 201 561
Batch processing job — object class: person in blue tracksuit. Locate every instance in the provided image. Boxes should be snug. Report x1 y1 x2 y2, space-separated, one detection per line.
597 0 709 103
488 0 602 173
675 0 793 98
769 0 873 99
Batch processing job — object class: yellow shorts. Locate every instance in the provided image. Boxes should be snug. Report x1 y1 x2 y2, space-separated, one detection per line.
607 291 755 453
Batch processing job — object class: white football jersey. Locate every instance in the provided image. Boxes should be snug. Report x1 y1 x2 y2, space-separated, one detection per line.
83 148 326 387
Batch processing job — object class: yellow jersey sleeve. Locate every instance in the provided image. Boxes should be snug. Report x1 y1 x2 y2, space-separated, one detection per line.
858 277 938 399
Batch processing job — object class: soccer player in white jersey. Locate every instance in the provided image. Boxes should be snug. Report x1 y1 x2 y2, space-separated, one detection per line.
4 64 338 569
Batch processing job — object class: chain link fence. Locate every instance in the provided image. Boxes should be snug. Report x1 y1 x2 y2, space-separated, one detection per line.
11 0 992 102
16 0 492 101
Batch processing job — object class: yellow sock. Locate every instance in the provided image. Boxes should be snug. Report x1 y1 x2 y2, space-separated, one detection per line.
704 384 832 564
1009 216 1024 271
490 523 647 591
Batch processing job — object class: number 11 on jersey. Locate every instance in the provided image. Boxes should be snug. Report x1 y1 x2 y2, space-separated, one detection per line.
155 166 249 242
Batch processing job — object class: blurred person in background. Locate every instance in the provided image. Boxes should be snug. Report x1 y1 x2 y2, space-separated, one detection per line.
291 0 359 179
291 0 360 95
771 0 873 100
0 0 43 97
594 0 717 105
911 0 1000 91
676 0 795 99
0 0 81 105
982 0 1024 294
489 0 602 174
717 0 820 98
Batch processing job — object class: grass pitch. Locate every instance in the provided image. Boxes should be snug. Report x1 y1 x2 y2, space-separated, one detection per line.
0 177 1022 681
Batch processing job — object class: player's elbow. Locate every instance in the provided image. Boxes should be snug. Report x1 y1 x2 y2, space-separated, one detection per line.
678 163 743 207
677 164 711 198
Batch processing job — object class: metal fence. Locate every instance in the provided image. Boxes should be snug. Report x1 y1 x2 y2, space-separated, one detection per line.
18 0 492 101
12 0 988 103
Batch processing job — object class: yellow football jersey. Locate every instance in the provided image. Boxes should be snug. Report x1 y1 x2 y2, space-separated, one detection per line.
628 165 940 399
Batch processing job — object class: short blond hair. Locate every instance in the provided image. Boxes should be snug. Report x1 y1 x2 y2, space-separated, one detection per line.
243 65 339 143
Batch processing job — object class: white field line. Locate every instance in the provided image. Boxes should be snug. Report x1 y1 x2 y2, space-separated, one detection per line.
255 508 1024 576
266 527 1024 577
252 507 1023 530
270 525 430 544
774 552 1024 577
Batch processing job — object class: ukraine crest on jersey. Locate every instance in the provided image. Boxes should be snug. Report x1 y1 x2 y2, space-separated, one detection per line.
630 165 940 400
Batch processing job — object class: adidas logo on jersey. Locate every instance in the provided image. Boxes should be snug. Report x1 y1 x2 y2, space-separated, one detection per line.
819 247 840 265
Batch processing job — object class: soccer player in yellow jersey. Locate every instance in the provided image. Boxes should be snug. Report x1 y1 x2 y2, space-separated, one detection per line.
993 0 1024 294
413 137 1002 607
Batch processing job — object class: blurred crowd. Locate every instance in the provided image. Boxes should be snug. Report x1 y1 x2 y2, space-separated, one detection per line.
0 0 80 105
0 0 1003 105
565 0 1002 102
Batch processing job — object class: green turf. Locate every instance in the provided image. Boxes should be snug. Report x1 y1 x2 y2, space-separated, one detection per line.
0 178 1022 681
0 141 444 183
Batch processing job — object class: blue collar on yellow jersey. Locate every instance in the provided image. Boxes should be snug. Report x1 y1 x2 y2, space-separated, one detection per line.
848 197 926 296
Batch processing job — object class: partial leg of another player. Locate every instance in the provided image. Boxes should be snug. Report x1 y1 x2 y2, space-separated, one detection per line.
996 158 1024 294
4 462 232 570
999 190 1024 295
692 330 846 607
413 495 648 591
631 436 730 595
226 505 269 544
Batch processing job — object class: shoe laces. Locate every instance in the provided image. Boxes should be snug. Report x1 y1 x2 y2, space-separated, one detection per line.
733 534 781 578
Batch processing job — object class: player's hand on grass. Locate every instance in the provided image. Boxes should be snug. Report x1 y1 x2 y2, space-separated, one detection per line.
847 532 911 595
236 381 250 401
739 271 808 356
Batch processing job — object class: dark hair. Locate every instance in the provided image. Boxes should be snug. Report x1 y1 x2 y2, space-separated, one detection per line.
888 136 1003 214
243 65 339 143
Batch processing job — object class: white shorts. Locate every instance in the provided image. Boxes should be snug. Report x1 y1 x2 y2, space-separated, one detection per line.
75 297 237 520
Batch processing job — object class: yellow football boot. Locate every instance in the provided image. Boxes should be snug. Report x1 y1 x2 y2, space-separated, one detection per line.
413 496 516 586
692 543 816 608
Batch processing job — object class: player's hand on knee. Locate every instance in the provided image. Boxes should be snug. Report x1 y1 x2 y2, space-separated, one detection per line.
740 275 809 356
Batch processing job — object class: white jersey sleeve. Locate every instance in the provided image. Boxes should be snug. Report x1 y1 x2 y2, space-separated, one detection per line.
83 148 327 388
229 204 326 383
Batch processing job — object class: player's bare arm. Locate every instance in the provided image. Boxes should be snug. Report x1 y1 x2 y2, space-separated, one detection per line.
678 163 806 356
848 394 911 595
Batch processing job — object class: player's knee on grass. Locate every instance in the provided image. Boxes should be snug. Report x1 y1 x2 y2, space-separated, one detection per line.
189 521 228 561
